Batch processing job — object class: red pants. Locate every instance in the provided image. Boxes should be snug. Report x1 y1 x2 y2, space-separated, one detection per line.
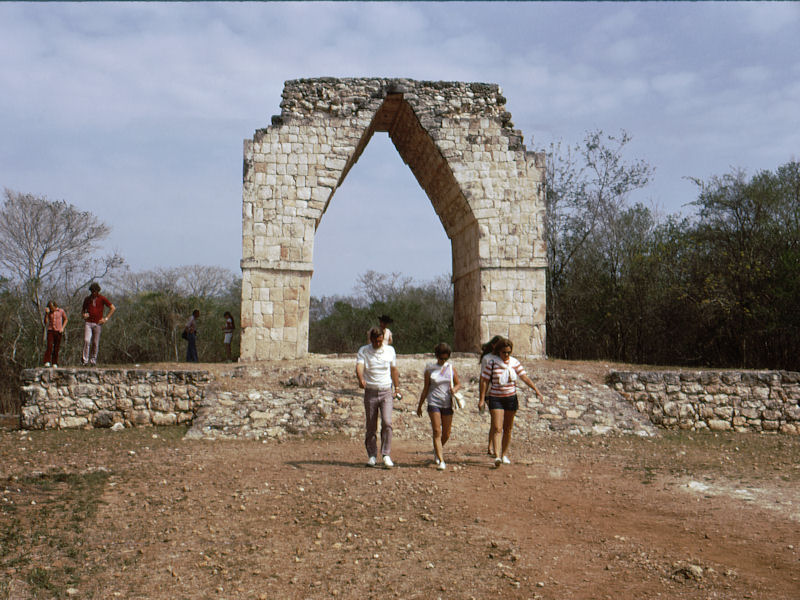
44 330 63 365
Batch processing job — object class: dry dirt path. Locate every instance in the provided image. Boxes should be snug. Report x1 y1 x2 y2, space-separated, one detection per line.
2 426 798 599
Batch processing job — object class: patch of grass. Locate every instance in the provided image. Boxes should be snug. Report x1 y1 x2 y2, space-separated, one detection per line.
1 469 110 598
25 566 57 593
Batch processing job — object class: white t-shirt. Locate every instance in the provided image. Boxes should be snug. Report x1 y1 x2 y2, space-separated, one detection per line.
357 343 397 389
424 362 453 408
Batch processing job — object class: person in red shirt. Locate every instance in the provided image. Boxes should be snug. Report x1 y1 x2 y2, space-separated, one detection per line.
81 282 115 366
43 300 68 367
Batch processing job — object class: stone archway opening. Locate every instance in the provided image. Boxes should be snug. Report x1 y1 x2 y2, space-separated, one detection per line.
314 92 481 352
309 131 451 299
241 78 546 361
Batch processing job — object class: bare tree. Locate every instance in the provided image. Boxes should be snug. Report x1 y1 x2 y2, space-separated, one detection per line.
544 131 653 355
0 189 124 315
108 265 238 299
178 265 238 298
354 270 412 305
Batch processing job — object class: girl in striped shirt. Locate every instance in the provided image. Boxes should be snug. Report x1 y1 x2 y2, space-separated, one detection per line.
478 337 544 467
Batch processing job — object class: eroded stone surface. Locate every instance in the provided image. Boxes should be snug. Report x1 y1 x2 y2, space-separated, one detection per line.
609 370 800 434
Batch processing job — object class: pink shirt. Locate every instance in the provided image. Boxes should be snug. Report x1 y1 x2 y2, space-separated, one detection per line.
45 307 67 332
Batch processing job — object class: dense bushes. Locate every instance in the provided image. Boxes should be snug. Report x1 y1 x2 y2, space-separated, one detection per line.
309 271 453 354
547 157 800 370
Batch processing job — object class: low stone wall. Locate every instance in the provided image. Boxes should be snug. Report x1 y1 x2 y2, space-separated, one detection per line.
185 359 658 441
19 364 800 437
608 371 800 434
19 368 210 430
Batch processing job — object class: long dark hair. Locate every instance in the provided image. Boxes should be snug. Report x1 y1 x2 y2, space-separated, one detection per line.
224 311 235 329
479 335 503 363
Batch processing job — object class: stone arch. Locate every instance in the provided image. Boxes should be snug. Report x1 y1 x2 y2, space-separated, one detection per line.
240 78 546 360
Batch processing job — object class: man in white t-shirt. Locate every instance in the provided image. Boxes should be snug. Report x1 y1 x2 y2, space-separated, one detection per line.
356 327 401 468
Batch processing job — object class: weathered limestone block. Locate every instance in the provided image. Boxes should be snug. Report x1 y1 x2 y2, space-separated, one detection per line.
60 416 88 429
713 406 734 420
707 419 732 431
152 412 177 426
76 397 96 413
93 411 115 428
130 411 151 426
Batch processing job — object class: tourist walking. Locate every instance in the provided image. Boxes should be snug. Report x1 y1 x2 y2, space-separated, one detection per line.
81 282 115 366
416 342 461 471
43 300 68 368
478 337 544 467
222 311 235 362
356 327 401 468
479 335 503 456
185 309 200 362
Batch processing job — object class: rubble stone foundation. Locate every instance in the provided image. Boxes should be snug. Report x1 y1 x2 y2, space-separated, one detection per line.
609 370 800 434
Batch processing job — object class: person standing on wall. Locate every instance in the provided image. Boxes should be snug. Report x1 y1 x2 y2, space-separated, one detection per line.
81 282 115 366
185 309 200 362
43 300 68 368
356 327 401 468
367 315 393 346
478 337 544 467
222 311 235 362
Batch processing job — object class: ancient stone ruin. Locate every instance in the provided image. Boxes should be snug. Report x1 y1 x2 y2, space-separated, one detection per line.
240 78 546 360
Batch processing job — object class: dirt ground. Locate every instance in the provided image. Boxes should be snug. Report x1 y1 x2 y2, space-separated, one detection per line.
2 420 799 599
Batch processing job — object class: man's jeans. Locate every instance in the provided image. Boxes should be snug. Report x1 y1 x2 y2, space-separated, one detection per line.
83 322 102 365
364 388 393 458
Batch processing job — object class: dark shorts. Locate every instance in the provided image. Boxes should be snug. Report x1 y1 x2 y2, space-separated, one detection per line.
487 395 518 412
428 406 454 416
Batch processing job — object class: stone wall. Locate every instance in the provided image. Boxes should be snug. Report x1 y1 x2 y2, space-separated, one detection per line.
241 78 547 360
608 371 800 434
20 364 800 437
19 368 210 430
186 358 657 441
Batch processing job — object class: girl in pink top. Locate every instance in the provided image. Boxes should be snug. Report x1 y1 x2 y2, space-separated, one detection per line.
43 300 68 367
478 337 544 468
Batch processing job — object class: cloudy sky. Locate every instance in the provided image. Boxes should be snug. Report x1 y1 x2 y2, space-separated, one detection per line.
1 2 798 297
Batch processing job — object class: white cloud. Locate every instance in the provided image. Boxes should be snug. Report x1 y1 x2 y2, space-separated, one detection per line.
738 2 800 35
651 71 699 97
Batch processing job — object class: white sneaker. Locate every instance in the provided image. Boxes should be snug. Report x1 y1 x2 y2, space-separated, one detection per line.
433 454 440 465
44 362 50 367
382 456 394 468
367 456 377 467
502 456 511 465
494 457 502 468
437 460 446 471
52 364 58 369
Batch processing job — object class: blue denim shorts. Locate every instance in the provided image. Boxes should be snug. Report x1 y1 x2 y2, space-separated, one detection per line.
428 406 454 416
487 395 518 411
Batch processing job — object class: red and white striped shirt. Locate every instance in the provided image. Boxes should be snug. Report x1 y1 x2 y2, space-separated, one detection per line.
481 355 526 397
